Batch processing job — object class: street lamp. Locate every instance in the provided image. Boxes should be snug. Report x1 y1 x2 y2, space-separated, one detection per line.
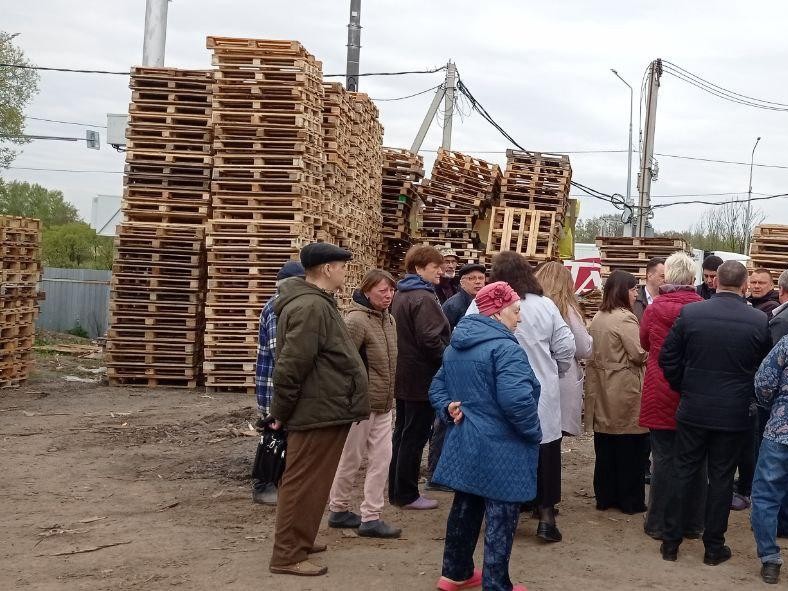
611 69 634 236
744 136 762 255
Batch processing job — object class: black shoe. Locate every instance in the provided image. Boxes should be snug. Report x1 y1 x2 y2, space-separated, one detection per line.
660 542 679 562
425 481 453 493
358 519 402 539
703 545 732 566
536 522 562 543
328 510 361 529
252 483 277 506
761 562 781 584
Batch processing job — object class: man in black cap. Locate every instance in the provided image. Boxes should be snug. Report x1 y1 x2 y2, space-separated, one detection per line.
252 260 305 506
268 243 370 577
425 263 487 493
441 262 487 330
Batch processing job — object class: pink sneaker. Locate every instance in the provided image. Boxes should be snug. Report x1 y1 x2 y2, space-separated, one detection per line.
513 586 529 591
436 568 482 590
403 496 439 510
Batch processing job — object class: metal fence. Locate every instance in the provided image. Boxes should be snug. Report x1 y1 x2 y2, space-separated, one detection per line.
37 267 111 339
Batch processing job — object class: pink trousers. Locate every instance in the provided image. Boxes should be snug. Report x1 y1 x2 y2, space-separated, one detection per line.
329 410 393 522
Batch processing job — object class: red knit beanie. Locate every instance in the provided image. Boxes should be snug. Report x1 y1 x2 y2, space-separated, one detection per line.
475 281 519 317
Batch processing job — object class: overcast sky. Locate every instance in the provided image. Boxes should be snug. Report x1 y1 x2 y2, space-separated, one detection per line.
5 0 788 232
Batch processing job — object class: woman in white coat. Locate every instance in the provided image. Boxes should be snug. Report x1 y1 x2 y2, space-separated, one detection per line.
467 252 575 543
536 262 593 436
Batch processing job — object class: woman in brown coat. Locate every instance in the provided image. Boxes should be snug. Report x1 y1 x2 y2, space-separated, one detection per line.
586 270 649 514
328 270 402 538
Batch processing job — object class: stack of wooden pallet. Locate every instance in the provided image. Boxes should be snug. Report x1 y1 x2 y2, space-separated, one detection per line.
0 216 41 388
485 150 572 262
204 37 324 394
595 236 688 282
578 289 602 324
107 67 213 388
378 148 424 276
749 225 788 281
415 148 501 264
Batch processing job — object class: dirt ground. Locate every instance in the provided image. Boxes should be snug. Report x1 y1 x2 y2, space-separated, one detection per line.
0 347 767 590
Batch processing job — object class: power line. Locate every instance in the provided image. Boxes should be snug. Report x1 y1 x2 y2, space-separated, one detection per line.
0 62 446 79
370 84 443 102
27 116 106 128
6 166 121 174
652 192 788 209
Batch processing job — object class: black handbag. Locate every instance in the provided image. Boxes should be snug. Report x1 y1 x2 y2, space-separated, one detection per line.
251 424 287 486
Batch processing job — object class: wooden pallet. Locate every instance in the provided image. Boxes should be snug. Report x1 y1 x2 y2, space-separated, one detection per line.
486 207 559 260
595 236 689 281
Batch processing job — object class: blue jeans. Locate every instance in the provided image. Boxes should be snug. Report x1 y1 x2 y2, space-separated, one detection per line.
442 491 521 591
751 438 788 565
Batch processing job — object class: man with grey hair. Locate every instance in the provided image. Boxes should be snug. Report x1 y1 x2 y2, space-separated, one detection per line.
770 269 788 345
658 260 771 565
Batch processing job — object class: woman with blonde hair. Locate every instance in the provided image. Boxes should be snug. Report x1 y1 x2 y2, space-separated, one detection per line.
638 251 704 539
535 261 593 436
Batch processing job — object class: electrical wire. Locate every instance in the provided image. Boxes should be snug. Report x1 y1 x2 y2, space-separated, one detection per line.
27 116 106 128
1 62 447 79
6 166 121 174
652 192 788 209
370 84 442 102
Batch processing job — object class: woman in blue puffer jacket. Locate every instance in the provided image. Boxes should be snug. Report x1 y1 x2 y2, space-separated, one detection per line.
429 281 542 591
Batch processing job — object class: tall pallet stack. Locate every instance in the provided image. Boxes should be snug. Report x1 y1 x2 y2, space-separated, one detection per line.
378 148 424 277
320 83 354 244
415 148 501 264
486 150 572 263
0 216 41 388
204 37 324 394
748 225 788 281
107 67 213 388
595 236 688 282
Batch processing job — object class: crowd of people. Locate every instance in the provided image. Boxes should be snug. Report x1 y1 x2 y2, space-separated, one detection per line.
252 242 788 588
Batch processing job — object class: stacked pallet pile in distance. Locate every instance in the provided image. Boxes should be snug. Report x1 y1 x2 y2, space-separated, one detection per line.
204 37 324 394
107 67 213 388
486 150 571 263
0 216 41 388
595 236 688 282
378 148 424 277
415 148 501 265
748 225 788 281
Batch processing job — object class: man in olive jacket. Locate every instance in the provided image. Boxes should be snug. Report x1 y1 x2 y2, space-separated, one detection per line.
268 243 369 577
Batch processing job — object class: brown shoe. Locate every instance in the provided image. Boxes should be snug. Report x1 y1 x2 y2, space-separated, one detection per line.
269 560 327 576
308 543 327 554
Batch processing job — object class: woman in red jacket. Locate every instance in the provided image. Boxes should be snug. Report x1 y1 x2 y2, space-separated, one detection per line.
639 251 705 540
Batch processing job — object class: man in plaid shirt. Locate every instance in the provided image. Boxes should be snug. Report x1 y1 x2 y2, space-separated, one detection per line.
253 260 305 505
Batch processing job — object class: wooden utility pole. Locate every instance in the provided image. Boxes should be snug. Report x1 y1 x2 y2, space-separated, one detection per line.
636 59 662 237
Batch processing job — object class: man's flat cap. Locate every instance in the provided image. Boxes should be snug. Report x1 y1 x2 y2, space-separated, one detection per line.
300 242 352 269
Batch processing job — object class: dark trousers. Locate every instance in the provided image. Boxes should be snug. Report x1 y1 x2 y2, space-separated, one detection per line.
270 424 350 566
663 421 747 552
734 411 760 496
593 432 649 514
535 438 562 508
427 417 448 482
389 399 434 506
645 429 706 537
442 491 521 591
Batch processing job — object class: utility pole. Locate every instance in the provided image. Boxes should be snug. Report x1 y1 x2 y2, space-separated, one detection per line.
636 59 662 237
345 0 362 91
611 69 634 237
744 136 762 255
442 61 457 150
142 0 169 67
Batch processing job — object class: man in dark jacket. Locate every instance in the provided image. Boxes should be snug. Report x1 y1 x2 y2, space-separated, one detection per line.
389 245 451 510
749 268 781 316
633 257 665 321
696 255 723 300
441 263 486 330
435 247 459 304
770 269 788 345
268 243 369 577
658 260 771 566
425 263 487 493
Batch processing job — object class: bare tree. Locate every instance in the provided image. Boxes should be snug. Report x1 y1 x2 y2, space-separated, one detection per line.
659 200 764 253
